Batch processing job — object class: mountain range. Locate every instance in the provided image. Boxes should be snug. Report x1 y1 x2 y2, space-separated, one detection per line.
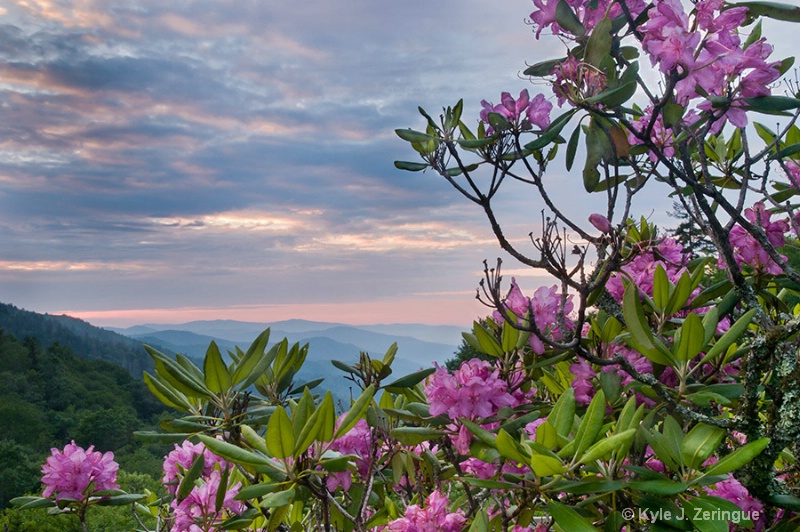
0 302 464 404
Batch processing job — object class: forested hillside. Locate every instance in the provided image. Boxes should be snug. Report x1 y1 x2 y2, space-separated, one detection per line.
0 303 154 376
0 327 171 509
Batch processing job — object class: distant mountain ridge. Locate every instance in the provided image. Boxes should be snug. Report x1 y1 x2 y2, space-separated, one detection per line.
109 319 463 367
0 302 155 376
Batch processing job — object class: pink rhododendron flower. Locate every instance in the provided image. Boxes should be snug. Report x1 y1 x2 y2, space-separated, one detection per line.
706 475 764 529
606 237 687 302
721 202 788 275
325 417 374 491
570 358 596 406
480 89 552 134
171 470 245 532
425 359 515 421
384 490 467 532
41 441 119 501
163 440 230 496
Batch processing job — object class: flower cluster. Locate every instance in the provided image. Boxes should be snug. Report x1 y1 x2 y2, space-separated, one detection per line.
383 490 466 531
530 0 647 40
606 236 687 302
163 440 243 532
162 440 229 495
723 202 788 275
41 441 119 502
494 279 574 354
425 358 515 420
171 470 245 532
480 89 552 134
325 417 373 492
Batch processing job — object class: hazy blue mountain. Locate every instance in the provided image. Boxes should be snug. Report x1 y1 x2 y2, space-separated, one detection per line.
112 319 460 367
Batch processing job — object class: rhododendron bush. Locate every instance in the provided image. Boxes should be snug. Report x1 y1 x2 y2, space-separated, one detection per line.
14 0 800 530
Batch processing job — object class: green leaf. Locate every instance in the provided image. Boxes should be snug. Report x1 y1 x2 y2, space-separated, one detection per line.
204 341 231 393
628 480 689 495
143 371 193 411
295 391 335 456
735 1 800 22
652 264 670 312
461 418 498 447
548 501 598 532
524 57 566 77
743 95 800 112
585 18 612 67
10 496 55 510
177 453 205 500
698 308 757 366
394 161 428 172
572 390 606 460
622 283 674 366
472 321 505 357
548 387 576 437
578 429 637 464
530 452 567 476
395 128 437 143
230 329 271 389
334 384 375 439
703 438 770 477
682 497 730 532
389 426 447 446
496 429 531 464
384 368 436 390
524 109 576 151
675 312 705 362
681 423 726 470
586 81 637 108
555 0 586 37
147 346 212 398
266 406 295 459
260 488 296 508
566 125 581 171
196 434 274 467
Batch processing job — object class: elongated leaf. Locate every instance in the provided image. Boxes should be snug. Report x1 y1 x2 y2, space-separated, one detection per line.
579 429 637 464
675 312 705 362
334 384 375 439
384 369 435 390
703 438 770 477
572 390 606 460
204 341 231 393
530 452 567 476
395 128 437 143
147 347 212 398
548 387 576 437
555 0 586 37
472 321 505 357
266 406 295 459
178 453 205 500
389 426 447 446
566 125 581 171
735 1 800 22
394 161 428 172
652 264 670 312
743 95 800 112
143 371 193 411
623 283 674 366
681 423 725 470
628 480 689 495
585 17 612 67
548 501 598 532
294 391 335 456
698 308 757 365
524 57 566 77
196 434 273 467
231 329 271 388
496 429 530 464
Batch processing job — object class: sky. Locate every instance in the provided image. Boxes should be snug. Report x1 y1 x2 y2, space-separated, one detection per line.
0 1 795 328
